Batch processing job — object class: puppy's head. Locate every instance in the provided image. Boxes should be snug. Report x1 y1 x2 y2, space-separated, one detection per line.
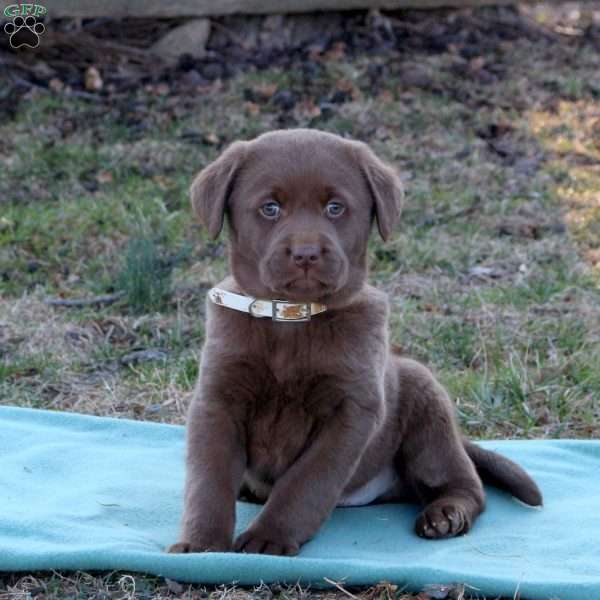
191 129 403 306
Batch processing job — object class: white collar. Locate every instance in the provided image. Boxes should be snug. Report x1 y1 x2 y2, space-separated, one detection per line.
208 287 327 322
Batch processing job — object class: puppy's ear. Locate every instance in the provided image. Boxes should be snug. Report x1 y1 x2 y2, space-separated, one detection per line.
353 142 404 241
190 141 247 239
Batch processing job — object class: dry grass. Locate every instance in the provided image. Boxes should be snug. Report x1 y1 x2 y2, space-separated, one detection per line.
0 575 465 600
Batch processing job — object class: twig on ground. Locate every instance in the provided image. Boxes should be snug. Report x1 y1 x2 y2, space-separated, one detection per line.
44 292 125 307
428 195 483 226
323 578 360 600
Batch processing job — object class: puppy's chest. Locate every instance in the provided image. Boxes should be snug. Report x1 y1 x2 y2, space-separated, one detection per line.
245 377 332 482
233 315 370 484
256 317 357 382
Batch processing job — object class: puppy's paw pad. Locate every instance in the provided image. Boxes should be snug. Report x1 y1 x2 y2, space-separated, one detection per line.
234 530 299 556
415 504 468 539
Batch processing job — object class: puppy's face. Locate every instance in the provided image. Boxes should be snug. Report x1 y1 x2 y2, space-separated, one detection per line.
191 130 403 306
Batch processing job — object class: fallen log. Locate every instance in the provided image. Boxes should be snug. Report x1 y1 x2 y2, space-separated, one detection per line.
0 0 568 19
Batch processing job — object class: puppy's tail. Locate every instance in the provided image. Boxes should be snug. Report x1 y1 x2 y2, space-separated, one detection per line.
465 441 543 507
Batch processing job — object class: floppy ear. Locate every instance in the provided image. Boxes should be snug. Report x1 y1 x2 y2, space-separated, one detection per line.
353 142 404 241
190 141 247 239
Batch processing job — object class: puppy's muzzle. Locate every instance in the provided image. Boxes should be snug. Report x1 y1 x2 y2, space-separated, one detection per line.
263 232 347 292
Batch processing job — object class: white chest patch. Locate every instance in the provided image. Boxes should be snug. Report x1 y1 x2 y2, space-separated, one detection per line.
337 464 397 507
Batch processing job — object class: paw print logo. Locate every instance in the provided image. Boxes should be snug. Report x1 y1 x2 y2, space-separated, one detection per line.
4 15 45 49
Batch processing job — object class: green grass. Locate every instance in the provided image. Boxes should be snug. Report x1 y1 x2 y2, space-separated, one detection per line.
116 237 173 313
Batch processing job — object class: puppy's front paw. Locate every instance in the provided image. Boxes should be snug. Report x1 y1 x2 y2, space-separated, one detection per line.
167 541 196 553
166 538 231 553
415 503 470 539
234 526 299 556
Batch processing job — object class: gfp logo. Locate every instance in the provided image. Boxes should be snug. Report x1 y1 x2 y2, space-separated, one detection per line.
3 4 47 49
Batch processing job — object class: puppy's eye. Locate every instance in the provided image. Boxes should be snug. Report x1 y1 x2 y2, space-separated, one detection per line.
259 201 281 220
325 201 345 218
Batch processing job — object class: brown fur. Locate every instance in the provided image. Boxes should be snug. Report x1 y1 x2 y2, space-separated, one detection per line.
168 129 542 556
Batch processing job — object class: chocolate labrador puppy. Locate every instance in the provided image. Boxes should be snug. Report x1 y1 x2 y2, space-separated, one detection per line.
168 129 542 556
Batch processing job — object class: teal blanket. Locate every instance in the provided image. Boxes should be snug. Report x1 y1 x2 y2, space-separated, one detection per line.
1 406 598 599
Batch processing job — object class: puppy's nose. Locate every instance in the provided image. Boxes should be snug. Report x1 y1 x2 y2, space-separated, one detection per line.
291 244 321 268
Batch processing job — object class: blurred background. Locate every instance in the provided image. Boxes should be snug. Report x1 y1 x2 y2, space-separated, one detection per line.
1 1 600 596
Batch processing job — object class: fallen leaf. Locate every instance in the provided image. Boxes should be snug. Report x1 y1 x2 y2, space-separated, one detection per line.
96 171 113 184
469 56 486 71
152 175 172 188
203 132 220 145
335 78 360 100
253 82 278 99
0 217 14 231
84 66 103 92
244 101 260 117
154 82 170 96
585 248 600 265
48 77 64 92
295 98 321 119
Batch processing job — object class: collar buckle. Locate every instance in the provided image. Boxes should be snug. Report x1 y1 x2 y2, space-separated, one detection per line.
271 300 311 322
